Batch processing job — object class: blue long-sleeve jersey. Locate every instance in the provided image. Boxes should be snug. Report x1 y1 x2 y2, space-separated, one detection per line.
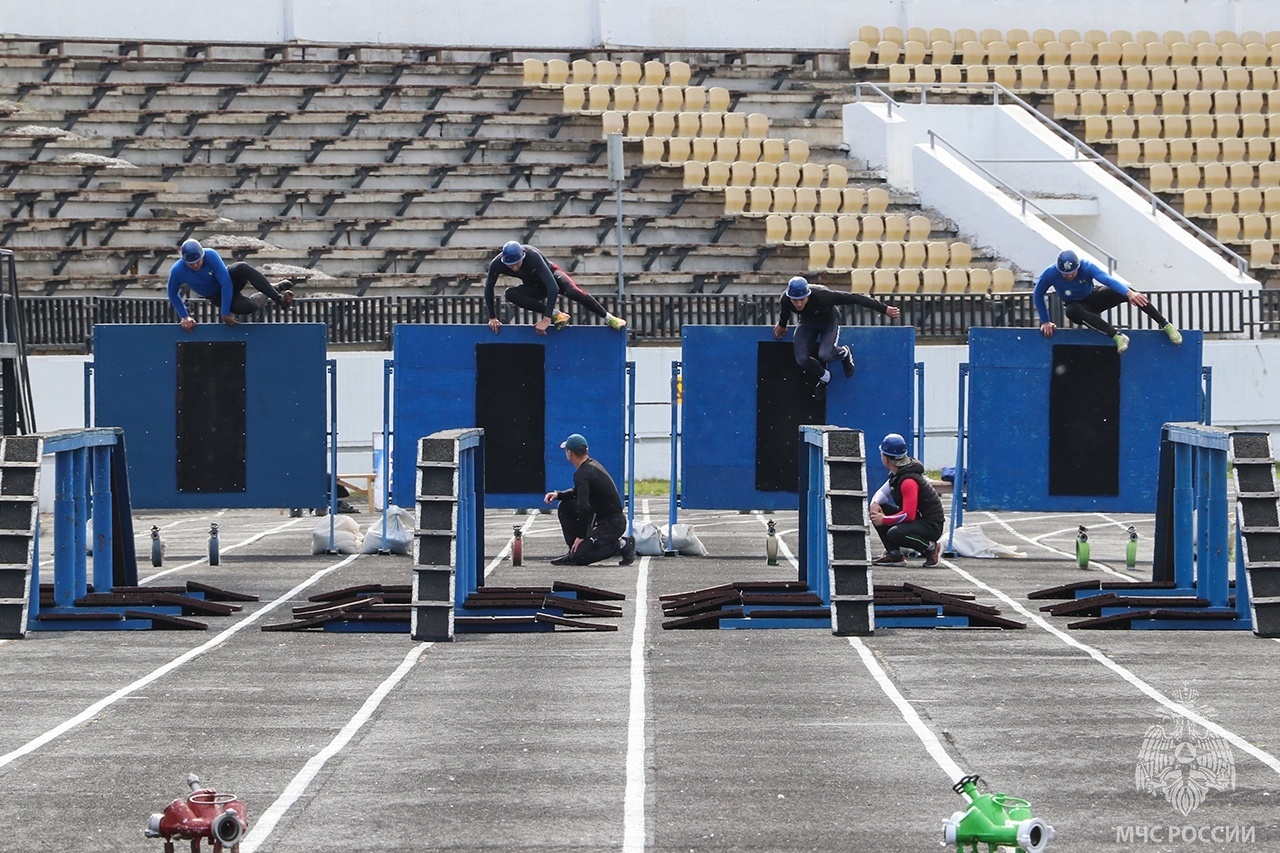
1032 259 1130 325
167 249 234 319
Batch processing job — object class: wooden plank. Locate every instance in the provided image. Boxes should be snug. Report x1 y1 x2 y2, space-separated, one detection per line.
542 594 623 617
185 580 260 602
122 610 208 630
535 612 620 631
552 580 627 601
661 591 741 617
661 607 745 629
658 582 737 602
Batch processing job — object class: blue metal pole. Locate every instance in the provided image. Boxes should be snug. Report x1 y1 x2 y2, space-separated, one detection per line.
914 360 925 462
1202 444 1229 608
28 513 40 626
91 444 114 593
71 447 89 601
1235 505 1251 621
945 363 968 555
807 437 829 603
52 452 74 606
381 359 394 543
457 442 475 611
626 360 636 532
667 360 681 555
1172 441 1195 591
327 358 338 553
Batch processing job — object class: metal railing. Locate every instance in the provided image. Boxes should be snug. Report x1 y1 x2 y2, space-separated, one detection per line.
13 291 1277 353
852 81 1251 276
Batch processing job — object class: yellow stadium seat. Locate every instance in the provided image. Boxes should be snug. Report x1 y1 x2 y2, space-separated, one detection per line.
892 269 918 294
1260 162 1280 187
903 241 927 269
1042 40 1069 64
950 242 974 267
1195 138 1222 164
724 186 747 216
1053 91 1077 120
704 160 730 188
955 28 978 46
595 60 618 86
876 41 901 66
650 111 676 137
883 215 908 241
745 113 769 138
1120 41 1145 65
856 242 880 269
1250 239 1274 267
1020 65 1045 90
860 214 885 241
991 268 1016 293
1149 66 1175 90
925 241 949 268
1175 163 1203 190
662 86 684 112
636 85 661 111
908 215 932 241
808 242 832 271
676 111 701 138
643 60 665 86
825 164 849 190
562 84 586 112
748 187 772 215
1243 213 1269 240
888 63 911 84
1015 40 1041 65
1117 140 1142 166
643 136 667 166
1078 91 1105 115
1099 66 1126 92
771 187 796 214
666 137 692 164
836 214 860 241
714 138 739 163
1195 42 1220 67
848 39 873 66
1145 42 1171 66
902 40 928 64
880 242 905 269
546 59 570 85
522 58 545 86
873 269 899 294
794 187 818 214
800 163 825 188
619 60 643 85
812 214 836 242
859 25 881 44
729 160 755 186
690 137 716 163
1207 163 1233 189
668 60 692 87
842 188 867 215
944 269 969 292
682 161 706 188
765 214 788 244
1113 113 1137 139
960 41 985 65
776 162 801 188
787 215 812 244
1210 188 1235 215
736 138 762 163
1069 41 1095 66
1149 164 1175 192
1046 65 1072 90
1096 41 1123 64
721 112 746 138
602 111 625 137
587 84 611 112
850 269 874 293
1073 65 1098 91
1170 41 1195 66
787 139 810 163
1266 188 1280 214
753 162 778 187
1059 28 1083 45
683 86 707 111
760 138 786 164
818 188 843 215
1182 188 1208 216
1143 139 1169 165
931 41 956 65
866 188 891 214
968 268 993 294
1230 163 1255 188
921 269 946 293
882 26 905 45
612 85 637 112
992 65 1018 89
1222 138 1247 163
1125 66 1151 92
1161 91 1186 116
571 58 594 85
834 241 857 269
986 40 1013 64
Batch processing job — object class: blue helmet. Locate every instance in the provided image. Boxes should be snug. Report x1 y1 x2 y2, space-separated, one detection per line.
500 241 526 265
180 239 205 264
879 433 908 459
785 276 811 299
1056 249 1080 274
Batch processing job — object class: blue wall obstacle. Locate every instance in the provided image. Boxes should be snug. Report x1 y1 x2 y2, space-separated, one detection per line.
392 326 626 509
965 328 1203 512
680 325 915 510
93 324 329 509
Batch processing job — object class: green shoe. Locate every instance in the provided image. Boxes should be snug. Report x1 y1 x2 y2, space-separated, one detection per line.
1163 323 1183 345
1114 333 1130 354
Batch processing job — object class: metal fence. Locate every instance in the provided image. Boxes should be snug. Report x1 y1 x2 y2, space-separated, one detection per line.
14 290 1280 352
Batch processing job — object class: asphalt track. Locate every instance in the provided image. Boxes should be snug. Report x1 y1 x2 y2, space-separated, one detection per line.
1 497 1277 852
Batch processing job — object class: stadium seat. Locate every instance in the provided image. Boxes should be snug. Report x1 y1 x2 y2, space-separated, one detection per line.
1243 213 1268 240
787 215 812 244
587 84 611 112
1210 188 1235 215
1042 40 1069 65
833 241 857 269
636 85 661 111
883 214 908 242
849 40 874 66
571 59 594 85
825 164 849 190
729 160 754 187
650 112 676 137
856 242 880 269
666 136 692 164
522 58 545 86
602 111 625 136
546 59 570 85
737 138 763 163
895 269 921 295
876 41 901 66
1149 164 1175 192
902 241 927 269
860 215 885 241
879 242 905 269
925 241 949 267
873 268 899 295
908 215 932 241
799 163 825 188
849 269 874 293
765 214 787 244
866 188 890 214
562 84 586 111
642 137 666 165
991 268 1016 293
643 60 665 86
812 214 836 242
676 111 701 138
794 187 819 214
704 160 730 188
595 60 618 86
619 60 643 85
968 267 993 294
1182 188 1208 216
842 188 867 215
708 87 732 112
753 162 778 187
809 242 832 271
723 186 747 216
950 242 974 267
690 137 716 163
683 86 707 111
1250 239 1274 267
626 111 650 139
613 85 637 112
902 40 928 64
921 269 946 293
836 214 860 241
721 112 746 138
662 86 685 112
776 162 801 188
748 187 773 215
682 161 706 188
771 187 796 214
818 188 843 215
668 60 692 87
787 139 810 163
745 113 769 138
944 269 970 292
714 138 739 163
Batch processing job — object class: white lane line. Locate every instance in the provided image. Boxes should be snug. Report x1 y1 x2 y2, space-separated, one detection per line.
140 518 305 584
752 512 966 784
623 499 652 853
239 641 434 853
978 512 1137 581
846 637 965 782
944 559 1280 777
0 553 359 770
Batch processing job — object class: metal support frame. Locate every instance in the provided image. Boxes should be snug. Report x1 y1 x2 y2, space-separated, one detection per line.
625 360 636 531
913 360 925 462
666 360 681 554
946 362 970 555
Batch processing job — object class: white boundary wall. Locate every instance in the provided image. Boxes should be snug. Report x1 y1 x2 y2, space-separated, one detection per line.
7 1 1280 49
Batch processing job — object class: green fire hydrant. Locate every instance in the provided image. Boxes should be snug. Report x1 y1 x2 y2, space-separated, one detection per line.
941 774 1054 853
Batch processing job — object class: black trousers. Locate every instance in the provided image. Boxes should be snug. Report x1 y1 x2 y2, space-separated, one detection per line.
556 499 627 565
504 266 609 320
1065 288 1170 338
204 262 286 315
875 517 944 555
792 321 848 379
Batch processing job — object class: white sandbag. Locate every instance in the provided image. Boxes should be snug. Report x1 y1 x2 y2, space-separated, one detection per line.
664 522 709 556
633 521 666 556
360 506 415 555
312 515 362 554
949 524 1026 559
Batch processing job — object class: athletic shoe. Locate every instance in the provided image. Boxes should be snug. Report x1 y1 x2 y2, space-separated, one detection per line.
1163 324 1183 345
1113 333 1130 354
922 542 941 568
549 552 574 566
841 346 856 378
606 313 627 331
812 379 827 401
873 552 905 565
618 536 636 566
554 311 571 330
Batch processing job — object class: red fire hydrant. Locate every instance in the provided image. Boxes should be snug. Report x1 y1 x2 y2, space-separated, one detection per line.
145 773 248 853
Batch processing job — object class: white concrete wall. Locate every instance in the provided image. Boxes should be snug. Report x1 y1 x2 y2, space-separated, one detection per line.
27 339 1280 507
845 101 1256 291
8 1 1280 49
